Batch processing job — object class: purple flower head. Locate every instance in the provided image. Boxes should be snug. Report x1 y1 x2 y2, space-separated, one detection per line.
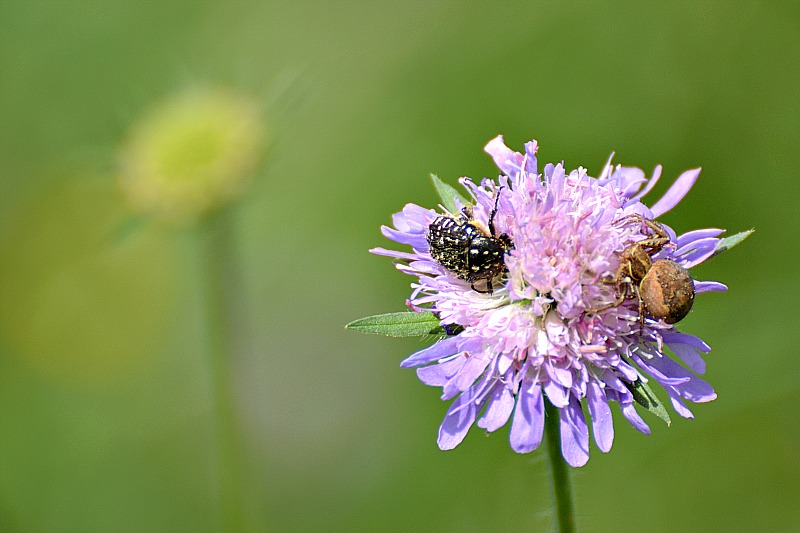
372 135 729 467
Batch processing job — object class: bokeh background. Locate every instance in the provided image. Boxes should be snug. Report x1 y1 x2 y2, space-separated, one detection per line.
1 1 798 531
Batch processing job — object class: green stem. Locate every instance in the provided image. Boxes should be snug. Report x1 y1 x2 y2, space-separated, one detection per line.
544 400 576 533
202 209 246 531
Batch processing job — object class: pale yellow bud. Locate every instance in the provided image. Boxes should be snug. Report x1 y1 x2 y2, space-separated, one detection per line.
119 87 267 224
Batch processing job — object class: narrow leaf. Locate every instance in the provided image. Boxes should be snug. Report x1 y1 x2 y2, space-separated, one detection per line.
430 173 469 214
711 229 754 258
625 379 672 426
345 311 442 337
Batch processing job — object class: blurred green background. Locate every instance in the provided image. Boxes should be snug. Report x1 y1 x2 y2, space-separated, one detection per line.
1 1 797 531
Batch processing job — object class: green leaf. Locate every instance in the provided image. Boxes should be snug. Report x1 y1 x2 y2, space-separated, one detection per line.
345 311 443 337
430 173 469 214
625 379 672 426
711 229 754 258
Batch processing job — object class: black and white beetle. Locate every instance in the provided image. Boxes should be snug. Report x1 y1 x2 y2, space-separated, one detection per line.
426 189 513 293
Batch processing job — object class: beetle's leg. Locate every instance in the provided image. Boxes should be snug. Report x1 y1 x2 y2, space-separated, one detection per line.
471 279 494 294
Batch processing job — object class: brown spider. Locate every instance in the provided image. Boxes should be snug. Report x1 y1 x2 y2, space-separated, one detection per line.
586 215 695 327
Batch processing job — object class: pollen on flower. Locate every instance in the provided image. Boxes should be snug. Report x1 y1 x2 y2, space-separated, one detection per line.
371 135 738 467
118 86 267 224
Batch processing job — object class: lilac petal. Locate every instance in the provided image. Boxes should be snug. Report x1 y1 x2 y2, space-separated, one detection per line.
676 228 725 248
478 383 515 432
437 388 481 450
402 260 440 275
633 165 663 200
523 141 539 174
620 396 651 435
392 203 434 230
400 336 463 368
633 356 691 386
509 382 545 453
416 356 466 386
618 167 647 198
442 353 491 399
484 135 524 177
678 247 717 268
545 361 573 389
497 352 514 374
587 380 614 453
650 168 701 217
614 361 641 383
543 379 569 408
642 355 717 403
665 341 706 375
665 388 695 419
599 370 629 394
560 397 589 467
380 226 428 250
661 332 711 353
675 237 720 259
369 247 419 261
597 153 616 181
695 281 728 293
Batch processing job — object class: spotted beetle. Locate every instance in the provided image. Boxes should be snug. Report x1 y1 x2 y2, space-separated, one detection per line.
426 189 513 293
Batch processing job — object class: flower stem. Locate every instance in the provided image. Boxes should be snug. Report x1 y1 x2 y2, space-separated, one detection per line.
544 400 576 533
201 209 247 531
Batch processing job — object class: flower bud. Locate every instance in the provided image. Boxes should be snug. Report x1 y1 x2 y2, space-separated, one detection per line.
119 87 267 224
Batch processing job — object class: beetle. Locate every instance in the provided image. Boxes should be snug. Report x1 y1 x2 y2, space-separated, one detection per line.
426 189 513 293
587 214 695 326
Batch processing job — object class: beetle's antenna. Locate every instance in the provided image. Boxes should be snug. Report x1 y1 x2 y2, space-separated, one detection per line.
488 186 504 236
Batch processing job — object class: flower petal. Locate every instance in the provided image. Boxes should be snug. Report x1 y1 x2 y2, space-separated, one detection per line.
560 397 589 467
478 383 516 432
416 356 466 386
694 281 728 293
369 247 419 261
380 226 428 250
633 165 663 200
437 388 481 450
618 392 651 435
523 141 539 174
641 354 717 403
543 379 569 408
587 380 614 453
665 341 706 375
675 237 720 259
676 228 725 248
665 388 694 419
400 335 463 368
443 352 492 399
484 135 524 177
661 332 711 353
650 168 701 217
617 167 647 198
509 382 545 453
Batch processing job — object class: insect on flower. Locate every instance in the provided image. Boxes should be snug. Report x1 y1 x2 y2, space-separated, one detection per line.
426 188 513 293
587 214 695 326
361 135 751 467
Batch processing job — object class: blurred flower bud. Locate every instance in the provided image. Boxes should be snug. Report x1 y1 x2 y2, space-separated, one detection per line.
119 87 267 224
